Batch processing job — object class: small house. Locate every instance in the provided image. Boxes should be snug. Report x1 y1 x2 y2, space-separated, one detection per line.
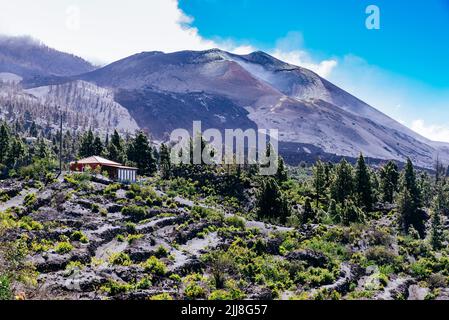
70 156 138 183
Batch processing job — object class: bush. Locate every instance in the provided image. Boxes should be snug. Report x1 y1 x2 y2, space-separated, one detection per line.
109 252 132 266
225 216 246 229
142 256 167 275
70 231 89 244
209 289 233 300
121 205 147 221
91 203 100 213
428 273 447 288
55 241 74 254
184 274 207 300
365 246 397 266
101 280 133 296
18 217 43 231
0 274 12 300
155 245 169 258
23 193 37 208
149 293 173 300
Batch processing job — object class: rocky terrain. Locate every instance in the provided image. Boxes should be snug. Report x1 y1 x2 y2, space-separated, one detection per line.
1 169 449 301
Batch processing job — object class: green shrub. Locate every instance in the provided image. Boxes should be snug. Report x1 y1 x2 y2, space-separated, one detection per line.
155 245 169 258
135 276 152 290
55 241 74 254
365 246 397 266
101 280 133 296
121 205 147 221
142 256 167 275
225 216 246 229
18 216 43 231
23 193 37 208
0 274 12 300
0 192 10 203
91 203 100 213
125 222 137 234
70 231 89 244
209 289 233 300
149 293 173 300
183 274 207 300
109 252 132 266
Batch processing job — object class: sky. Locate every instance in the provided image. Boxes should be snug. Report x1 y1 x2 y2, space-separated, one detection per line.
0 0 448 141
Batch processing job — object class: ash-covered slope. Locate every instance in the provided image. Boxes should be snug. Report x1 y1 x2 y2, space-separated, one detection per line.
69 49 447 168
3 38 446 168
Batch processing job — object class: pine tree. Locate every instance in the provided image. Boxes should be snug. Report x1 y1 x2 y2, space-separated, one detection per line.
403 158 421 208
93 136 104 156
79 129 95 158
6 137 26 169
330 159 354 204
380 160 399 203
256 178 291 224
29 121 38 137
35 138 50 159
0 123 10 164
341 199 365 226
302 197 315 224
354 154 373 210
276 157 288 183
127 131 157 176
430 185 445 250
312 160 327 206
108 130 126 163
159 143 171 179
398 159 425 237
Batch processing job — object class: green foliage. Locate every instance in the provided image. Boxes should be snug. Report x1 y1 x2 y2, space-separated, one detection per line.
0 274 12 300
330 159 354 204
183 273 208 299
121 205 148 221
109 252 132 266
142 256 167 275
55 241 74 254
430 185 445 250
302 197 315 224
23 193 37 208
312 160 327 206
150 293 173 300
209 289 233 300
70 231 89 244
380 161 399 203
354 154 374 210
127 131 157 176
101 280 133 296
155 245 169 258
397 160 426 238
224 216 246 229
18 216 43 231
256 178 291 224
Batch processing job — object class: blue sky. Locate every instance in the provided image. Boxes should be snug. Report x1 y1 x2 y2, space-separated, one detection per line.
180 0 449 88
0 0 448 141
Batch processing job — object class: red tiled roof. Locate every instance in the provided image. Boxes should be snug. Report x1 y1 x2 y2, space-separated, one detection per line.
70 156 137 170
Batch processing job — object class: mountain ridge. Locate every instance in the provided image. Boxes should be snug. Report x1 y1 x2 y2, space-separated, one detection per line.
0 36 447 168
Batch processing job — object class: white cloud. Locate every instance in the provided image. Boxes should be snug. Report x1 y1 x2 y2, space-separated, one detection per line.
411 120 449 143
0 0 251 63
269 32 338 77
0 1 337 76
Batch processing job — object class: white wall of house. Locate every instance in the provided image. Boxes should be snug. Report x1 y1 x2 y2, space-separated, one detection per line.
117 168 137 183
